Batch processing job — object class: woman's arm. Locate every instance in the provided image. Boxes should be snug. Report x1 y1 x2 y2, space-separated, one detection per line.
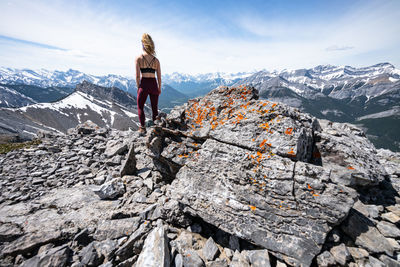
135 56 141 89
156 58 162 94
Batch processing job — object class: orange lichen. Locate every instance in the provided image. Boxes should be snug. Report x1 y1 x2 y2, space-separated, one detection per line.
285 128 293 135
249 205 256 211
260 139 267 148
347 166 355 170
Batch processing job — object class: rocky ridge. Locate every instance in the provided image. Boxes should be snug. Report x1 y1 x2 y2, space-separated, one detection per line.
0 85 399 267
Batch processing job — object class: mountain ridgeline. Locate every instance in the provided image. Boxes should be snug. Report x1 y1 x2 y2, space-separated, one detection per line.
0 63 399 151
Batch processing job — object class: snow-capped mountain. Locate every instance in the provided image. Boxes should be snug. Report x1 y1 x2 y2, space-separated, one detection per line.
0 85 36 108
0 67 254 98
0 81 146 140
163 71 255 97
238 63 400 101
0 67 136 94
236 63 400 151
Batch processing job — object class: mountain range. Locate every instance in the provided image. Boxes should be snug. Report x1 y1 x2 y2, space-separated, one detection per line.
0 63 399 150
0 81 148 141
237 63 400 151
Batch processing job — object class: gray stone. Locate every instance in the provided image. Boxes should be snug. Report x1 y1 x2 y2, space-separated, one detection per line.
94 217 140 241
120 143 137 177
0 222 24 242
387 237 400 251
206 260 228 267
203 237 219 261
1 230 62 256
316 251 336 267
377 220 400 238
174 253 183 267
94 239 118 262
379 254 400 267
368 256 386 267
230 250 249 267
341 209 394 255
93 178 125 200
143 178 154 191
347 247 369 260
172 231 194 254
106 155 122 166
330 244 351 265
182 250 205 267
93 175 106 185
79 242 103 266
224 248 233 260
246 249 271 267
76 120 99 135
20 244 70 267
135 226 171 267
171 138 356 266
115 222 151 262
105 140 128 158
382 212 400 224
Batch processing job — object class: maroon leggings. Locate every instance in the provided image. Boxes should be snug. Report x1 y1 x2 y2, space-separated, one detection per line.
137 77 159 127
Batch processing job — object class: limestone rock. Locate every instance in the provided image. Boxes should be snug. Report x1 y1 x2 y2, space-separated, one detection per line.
316 251 336 267
76 120 99 135
379 254 400 267
104 140 128 158
93 178 125 200
347 247 369 260
341 209 394 255
135 226 171 267
377 221 400 238
115 222 151 262
182 250 205 267
20 244 70 267
246 249 271 267
203 237 219 261
120 143 137 177
93 217 140 241
329 244 351 265
382 212 400 224
171 138 356 266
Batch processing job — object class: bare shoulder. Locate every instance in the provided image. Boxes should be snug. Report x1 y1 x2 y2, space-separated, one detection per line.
154 57 160 65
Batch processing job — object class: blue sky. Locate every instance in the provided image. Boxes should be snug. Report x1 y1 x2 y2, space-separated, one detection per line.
0 0 399 76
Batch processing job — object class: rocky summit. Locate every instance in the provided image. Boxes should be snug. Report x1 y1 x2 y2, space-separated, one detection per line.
0 85 399 267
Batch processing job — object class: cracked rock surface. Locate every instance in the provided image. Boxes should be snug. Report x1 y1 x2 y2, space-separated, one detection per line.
1 85 400 267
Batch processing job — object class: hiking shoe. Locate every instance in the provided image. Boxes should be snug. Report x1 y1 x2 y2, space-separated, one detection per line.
138 126 146 136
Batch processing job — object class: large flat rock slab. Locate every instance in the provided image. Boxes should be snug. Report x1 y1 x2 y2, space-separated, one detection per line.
171 139 357 266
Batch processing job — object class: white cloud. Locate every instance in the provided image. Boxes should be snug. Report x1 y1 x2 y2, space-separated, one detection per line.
325 45 354 52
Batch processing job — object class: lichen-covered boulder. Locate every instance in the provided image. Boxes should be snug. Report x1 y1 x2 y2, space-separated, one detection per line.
166 85 385 266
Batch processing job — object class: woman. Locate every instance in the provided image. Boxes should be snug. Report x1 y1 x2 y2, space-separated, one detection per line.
135 33 161 135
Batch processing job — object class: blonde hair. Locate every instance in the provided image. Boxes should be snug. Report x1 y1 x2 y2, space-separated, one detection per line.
141 33 156 56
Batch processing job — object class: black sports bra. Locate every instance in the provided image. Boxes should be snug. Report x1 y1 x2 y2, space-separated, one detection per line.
140 55 156 73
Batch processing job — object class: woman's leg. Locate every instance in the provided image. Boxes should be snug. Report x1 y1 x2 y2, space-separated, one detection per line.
137 88 148 127
149 93 159 121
